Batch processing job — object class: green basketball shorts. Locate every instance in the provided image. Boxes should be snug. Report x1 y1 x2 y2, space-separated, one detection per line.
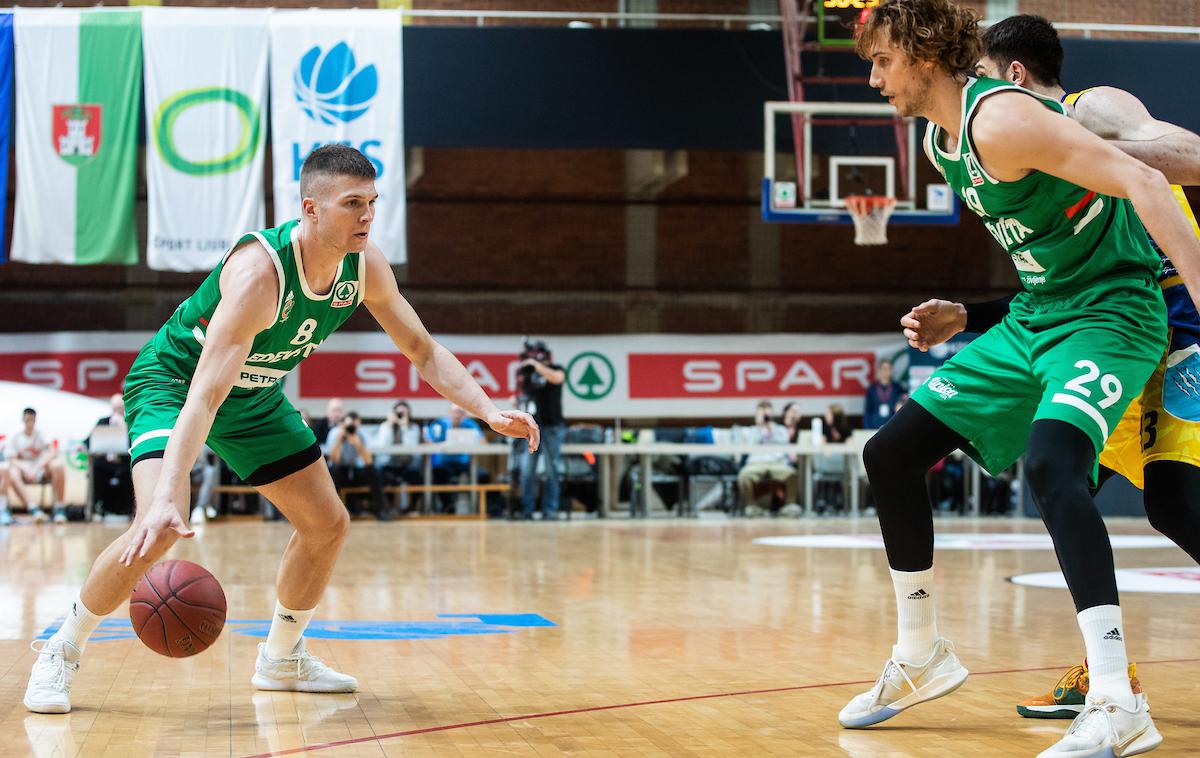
910 275 1167 480
123 344 321 484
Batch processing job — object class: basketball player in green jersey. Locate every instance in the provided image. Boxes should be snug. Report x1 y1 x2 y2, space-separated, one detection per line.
838 2 1200 756
899 13 1200 723
23 145 539 714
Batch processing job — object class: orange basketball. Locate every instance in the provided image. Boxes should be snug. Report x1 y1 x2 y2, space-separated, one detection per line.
129 559 227 657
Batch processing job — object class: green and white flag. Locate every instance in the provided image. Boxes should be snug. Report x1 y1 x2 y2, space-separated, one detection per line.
12 9 141 265
143 8 269 271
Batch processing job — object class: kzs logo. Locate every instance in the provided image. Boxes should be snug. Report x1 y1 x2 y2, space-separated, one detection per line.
294 42 378 125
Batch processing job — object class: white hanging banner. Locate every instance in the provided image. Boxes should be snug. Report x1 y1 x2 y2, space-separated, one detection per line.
269 9 406 262
143 8 269 271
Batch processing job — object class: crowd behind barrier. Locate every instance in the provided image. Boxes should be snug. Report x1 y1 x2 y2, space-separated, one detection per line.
0 355 1026 523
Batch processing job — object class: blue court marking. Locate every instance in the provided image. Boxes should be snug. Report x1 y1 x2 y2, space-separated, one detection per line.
36 614 557 642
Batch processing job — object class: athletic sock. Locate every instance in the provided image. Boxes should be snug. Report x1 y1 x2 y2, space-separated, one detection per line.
1077 604 1135 710
890 567 939 662
265 602 315 659
51 593 103 653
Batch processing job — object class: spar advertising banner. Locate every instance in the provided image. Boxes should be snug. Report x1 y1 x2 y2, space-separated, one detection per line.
0 334 905 420
143 8 269 271
268 10 406 263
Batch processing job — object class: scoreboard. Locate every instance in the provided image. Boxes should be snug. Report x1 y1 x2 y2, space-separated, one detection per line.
816 0 880 47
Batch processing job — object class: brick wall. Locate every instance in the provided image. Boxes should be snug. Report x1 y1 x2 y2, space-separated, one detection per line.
2 1 1189 336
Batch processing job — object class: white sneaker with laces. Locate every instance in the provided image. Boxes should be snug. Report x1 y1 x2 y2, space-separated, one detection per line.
1038 692 1162 757
24 638 81 714
30 507 48 524
251 639 358 693
52 507 67 524
838 637 969 728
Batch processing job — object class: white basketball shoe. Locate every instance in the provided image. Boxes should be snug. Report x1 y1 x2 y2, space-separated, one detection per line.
24 638 81 714
838 637 969 728
251 639 358 693
1037 692 1162 757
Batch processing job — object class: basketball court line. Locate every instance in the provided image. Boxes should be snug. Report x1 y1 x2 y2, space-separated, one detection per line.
240 657 1200 757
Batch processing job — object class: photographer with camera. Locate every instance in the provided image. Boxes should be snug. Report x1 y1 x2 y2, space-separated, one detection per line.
325 411 391 520
515 340 567 520
374 400 423 512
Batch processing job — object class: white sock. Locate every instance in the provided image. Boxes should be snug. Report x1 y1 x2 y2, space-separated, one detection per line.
0 495 8 509
265 601 315 659
52 593 103 653
1077 605 1135 709
890 567 939 662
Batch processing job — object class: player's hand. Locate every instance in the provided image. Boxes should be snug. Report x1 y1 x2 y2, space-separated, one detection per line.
487 409 540 452
900 299 968 352
119 504 195 567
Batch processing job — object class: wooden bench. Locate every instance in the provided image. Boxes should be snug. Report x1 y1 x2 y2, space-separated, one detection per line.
339 483 510 519
211 484 259 516
215 483 509 520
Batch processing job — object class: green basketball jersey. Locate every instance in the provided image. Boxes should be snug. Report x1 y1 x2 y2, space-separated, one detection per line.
925 77 1160 294
148 219 364 394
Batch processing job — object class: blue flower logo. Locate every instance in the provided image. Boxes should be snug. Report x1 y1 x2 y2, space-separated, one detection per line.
293 41 378 125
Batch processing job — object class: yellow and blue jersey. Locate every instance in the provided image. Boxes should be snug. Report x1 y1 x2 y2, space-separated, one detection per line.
1065 88 1200 353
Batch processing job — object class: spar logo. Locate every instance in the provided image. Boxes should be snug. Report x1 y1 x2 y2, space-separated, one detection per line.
53 104 102 165
566 352 616 401
154 87 261 176
290 41 384 181
331 280 359 309
294 42 377 125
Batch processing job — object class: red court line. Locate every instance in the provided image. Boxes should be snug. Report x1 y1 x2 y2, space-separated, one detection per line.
242 657 1200 758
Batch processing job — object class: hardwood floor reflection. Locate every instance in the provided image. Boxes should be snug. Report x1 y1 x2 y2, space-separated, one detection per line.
1 517 1197 757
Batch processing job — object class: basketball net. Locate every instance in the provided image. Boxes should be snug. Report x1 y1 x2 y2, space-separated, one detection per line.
845 195 897 246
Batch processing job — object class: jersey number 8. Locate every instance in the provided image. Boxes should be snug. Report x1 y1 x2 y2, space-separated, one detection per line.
290 318 318 346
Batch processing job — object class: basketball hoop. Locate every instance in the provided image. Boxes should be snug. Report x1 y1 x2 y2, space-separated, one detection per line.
845 195 897 246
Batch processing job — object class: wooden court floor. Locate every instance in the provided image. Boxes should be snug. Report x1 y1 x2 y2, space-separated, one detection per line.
1 516 1197 757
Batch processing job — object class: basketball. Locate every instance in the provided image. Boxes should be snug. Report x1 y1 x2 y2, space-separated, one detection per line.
129 560 227 658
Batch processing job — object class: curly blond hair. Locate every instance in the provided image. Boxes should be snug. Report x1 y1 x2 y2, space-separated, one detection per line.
855 0 982 76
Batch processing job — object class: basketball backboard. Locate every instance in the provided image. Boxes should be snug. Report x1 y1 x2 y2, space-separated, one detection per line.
762 100 960 227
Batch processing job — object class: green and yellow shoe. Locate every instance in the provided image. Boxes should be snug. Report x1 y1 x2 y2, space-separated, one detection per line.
1016 662 1141 719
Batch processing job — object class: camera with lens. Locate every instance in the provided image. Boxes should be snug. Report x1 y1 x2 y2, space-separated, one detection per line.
517 338 551 400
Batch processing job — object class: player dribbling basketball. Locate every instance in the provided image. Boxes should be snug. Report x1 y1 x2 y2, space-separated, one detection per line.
23 145 539 714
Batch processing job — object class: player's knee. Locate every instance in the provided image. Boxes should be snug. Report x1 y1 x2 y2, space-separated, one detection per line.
1142 487 1185 540
862 430 902 483
1024 452 1061 501
1025 452 1089 524
330 507 350 541
302 503 349 544
1144 499 1173 538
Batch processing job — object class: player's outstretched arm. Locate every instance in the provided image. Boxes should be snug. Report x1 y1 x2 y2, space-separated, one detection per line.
1073 87 1200 186
120 244 278 566
972 92 1200 312
361 244 540 452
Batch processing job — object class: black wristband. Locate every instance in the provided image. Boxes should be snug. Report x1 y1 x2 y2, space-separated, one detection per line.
964 294 1017 333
